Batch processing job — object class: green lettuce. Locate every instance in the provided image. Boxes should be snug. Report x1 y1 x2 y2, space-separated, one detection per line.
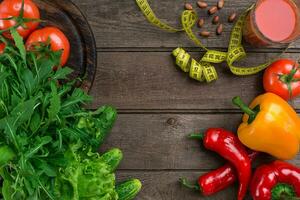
54 142 118 200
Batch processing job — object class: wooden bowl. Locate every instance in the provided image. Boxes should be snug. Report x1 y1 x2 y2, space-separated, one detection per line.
34 0 97 92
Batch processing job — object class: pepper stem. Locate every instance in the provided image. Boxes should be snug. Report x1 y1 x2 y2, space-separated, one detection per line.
232 96 255 115
189 133 204 140
179 178 200 191
232 96 259 124
272 183 299 200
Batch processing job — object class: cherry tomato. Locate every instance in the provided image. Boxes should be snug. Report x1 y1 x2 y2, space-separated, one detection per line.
0 43 5 53
0 0 40 39
263 59 300 100
0 12 16 37
26 27 70 66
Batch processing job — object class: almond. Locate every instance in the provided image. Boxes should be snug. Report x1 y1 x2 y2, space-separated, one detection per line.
198 18 205 28
217 0 225 9
216 24 223 35
212 16 219 24
208 6 218 15
228 12 237 23
197 1 208 9
185 3 193 10
200 31 210 37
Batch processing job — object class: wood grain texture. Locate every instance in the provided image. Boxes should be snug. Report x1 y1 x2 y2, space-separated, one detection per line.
72 0 300 49
70 0 300 199
100 113 300 170
89 52 300 110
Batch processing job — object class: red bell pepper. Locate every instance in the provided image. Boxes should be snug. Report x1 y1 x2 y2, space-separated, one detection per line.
250 161 300 200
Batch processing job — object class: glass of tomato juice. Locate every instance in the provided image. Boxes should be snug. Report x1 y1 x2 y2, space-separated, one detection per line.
243 0 300 47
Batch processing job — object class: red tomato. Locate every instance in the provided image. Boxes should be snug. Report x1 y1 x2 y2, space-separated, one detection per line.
0 43 5 53
0 0 40 39
263 59 300 100
26 27 70 66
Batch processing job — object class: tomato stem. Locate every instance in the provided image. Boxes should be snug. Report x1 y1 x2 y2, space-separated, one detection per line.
278 61 300 100
0 0 40 35
19 0 25 19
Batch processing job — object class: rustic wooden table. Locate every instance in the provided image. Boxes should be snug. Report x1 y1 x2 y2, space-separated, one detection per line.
72 0 300 199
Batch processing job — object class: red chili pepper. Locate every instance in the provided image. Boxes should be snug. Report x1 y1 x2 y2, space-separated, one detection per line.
180 150 259 196
199 151 259 196
189 128 252 200
250 161 300 200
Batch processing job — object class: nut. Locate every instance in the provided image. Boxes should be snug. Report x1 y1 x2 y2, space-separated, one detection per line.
212 16 219 24
216 24 223 35
185 3 193 10
198 18 205 28
208 6 218 15
197 1 208 9
228 12 237 23
217 0 225 9
200 31 210 37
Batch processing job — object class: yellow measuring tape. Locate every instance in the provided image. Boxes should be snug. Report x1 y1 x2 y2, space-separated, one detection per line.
136 0 278 82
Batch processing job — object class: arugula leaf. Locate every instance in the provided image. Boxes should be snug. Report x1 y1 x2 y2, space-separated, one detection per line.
10 92 22 108
36 58 54 83
24 136 52 159
47 82 61 123
0 71 9 83
2 179 14 200
59 127 94 145
0 81 9 104
21 68 35 96
29 112 41 133
52 67 73 80
0 146 15 167
34 158 57 177
61 88 92 109
0 117 18 150
11 28 26 64
10 99 36 128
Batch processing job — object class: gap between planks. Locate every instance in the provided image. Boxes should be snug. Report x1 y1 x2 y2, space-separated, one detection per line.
116 169 230 172
116 109 300 114
96 47 300 53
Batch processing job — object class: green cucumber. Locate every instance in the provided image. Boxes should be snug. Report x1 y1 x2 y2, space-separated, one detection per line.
95 106 117 146
77 106 117 148
100 148 123 173
116 179 142 200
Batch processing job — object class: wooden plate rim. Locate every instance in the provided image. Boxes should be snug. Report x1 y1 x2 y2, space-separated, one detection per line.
46 0 97 92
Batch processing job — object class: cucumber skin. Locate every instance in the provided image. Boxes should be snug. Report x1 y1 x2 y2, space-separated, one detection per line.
100 148 123 173
97 106 117 146
116 179 142 200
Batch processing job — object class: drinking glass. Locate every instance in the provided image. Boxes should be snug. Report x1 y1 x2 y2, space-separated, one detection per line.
243 0 300 47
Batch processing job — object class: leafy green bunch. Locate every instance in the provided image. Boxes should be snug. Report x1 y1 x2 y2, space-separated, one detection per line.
0 29 141 200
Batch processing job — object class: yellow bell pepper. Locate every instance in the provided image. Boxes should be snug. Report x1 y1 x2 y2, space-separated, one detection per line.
232 92 300 160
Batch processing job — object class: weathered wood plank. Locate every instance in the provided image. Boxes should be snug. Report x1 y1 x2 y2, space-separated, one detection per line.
117 171 251 200
100 113 300 170
89 52 300 110
72 0 300 48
